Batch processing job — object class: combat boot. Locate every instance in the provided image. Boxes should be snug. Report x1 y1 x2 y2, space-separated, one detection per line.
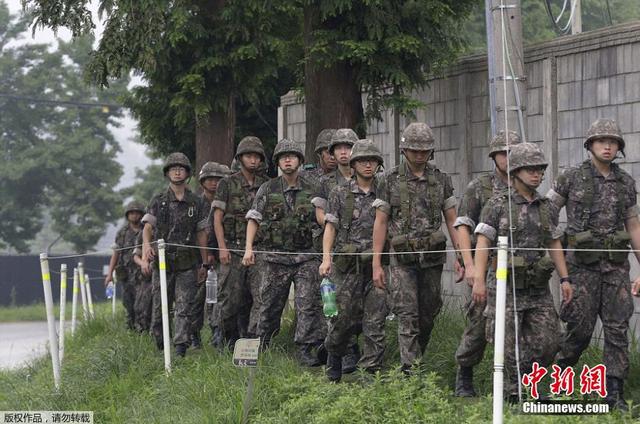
190 332 202 349
605 376 628 412
342 343 361 374
454 366 477 397
326 355 342 382
176 343 188 358
297 343 322 367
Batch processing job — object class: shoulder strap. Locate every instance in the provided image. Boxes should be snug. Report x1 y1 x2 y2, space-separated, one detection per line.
613 165 627 226
479 174 494 203
579 161 594 231
398 163 412 234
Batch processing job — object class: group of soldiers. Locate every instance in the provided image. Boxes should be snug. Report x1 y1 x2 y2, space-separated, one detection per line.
106 117 640 410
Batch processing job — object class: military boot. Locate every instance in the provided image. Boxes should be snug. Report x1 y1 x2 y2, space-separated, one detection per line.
342 343 361 374
176 343 188 358
454 366 477 397
326 355 343 383
190 332 202 349
297 343 322 367
605 376 628 412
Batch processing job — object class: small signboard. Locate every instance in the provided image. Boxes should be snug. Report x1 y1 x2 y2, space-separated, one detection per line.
232 338 260 367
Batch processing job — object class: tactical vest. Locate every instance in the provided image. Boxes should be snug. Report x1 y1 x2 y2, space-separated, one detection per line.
478 174 495 205
260 177 315 250
155 189 200 246
496 193 553 249
222 174 266 246
396 163 443 233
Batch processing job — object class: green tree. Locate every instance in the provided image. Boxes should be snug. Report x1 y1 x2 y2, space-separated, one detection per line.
119 163 166 207
0 2 126 253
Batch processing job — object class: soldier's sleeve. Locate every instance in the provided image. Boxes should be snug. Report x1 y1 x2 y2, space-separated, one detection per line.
212 177 229 212
311 175 328 210
622 174 639 219
475 196 501 243
324 185 342 228
454 180 479 229
133 232 143 257
441 173 457 211
546 202 564 240
246 182 269 223
546 170 570 210
372 173 391 215
196 197 210 232
141 195 160 227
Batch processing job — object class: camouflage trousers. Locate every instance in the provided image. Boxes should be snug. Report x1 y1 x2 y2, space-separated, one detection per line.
557 266 634 379
122 277 137 330
324 265 388 371
190 278 220 336
485 274 560 395
455 283 488 368
134 276 153 332
218 254 263 344
387 264 443 368
257 259 326 346
151 266 198 347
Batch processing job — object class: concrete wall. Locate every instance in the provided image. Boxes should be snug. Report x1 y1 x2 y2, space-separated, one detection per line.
278 22 640 338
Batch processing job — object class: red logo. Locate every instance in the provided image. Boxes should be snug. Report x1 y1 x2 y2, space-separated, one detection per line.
521 363 607 399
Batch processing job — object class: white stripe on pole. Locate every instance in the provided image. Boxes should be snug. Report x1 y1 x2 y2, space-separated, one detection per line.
112 271 117 318
158 239 171 375
59 264 67 363
78 262 89 320
40 253 61 389
493 236 509 424
71 268 79 335
85 273 95 319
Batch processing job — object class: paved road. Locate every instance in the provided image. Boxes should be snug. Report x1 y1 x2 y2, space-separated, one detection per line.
0 321 52 370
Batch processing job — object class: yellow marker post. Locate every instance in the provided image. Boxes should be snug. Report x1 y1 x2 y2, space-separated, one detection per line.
59 264 67 363
40 253 61 389
493 236 509 424
71 268 79 335
158 239 171 375
78 262 89 321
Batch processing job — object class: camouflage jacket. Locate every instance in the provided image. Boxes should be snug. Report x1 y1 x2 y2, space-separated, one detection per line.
455 172 508 230
311 168 352 211
373 161 456 239
114 224 140 270
212 171 268 254
325 177 378 252
246 175 318 264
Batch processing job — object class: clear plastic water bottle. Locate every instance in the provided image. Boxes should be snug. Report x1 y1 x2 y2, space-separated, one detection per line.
205 269 218 304
105 282 114 299
320 278 338 317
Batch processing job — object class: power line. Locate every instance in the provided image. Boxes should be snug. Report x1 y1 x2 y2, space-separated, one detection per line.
0 93 123 111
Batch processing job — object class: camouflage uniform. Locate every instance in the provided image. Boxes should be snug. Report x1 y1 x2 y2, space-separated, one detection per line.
213 171 268 343
547 119 638 387
113 223 141 330
133 231 152 332
143 186 209 348
247 148 326 350
373 148 456 369
476 143 563 396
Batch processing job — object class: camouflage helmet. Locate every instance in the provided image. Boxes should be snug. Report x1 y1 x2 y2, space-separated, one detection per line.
508 143 548 174
328 128 358 154
584 118 625 152
163 152 191 175
400 123 435 151
235 136 266 161
273 139 305 163
489 130 521 157
124 200 146 216
315 129 337 154
198 161 230 182
350 139 384 166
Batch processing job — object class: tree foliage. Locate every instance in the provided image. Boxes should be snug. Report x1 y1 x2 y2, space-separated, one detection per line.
0 2 126 253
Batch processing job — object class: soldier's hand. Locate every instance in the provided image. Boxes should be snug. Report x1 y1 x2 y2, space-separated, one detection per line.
632 278 640 296
560 281 573 304
242 249 255 267
141 259 152 276
219 248 231 265
464 264 476 288
319 260 332 277
471 279 486 305
372 264 385 290
142 242 155 262
207 254 216 266
197 266 207 284
104 273 112 287
454 259 465 283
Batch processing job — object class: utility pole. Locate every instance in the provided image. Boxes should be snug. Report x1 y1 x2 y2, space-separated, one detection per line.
571 0 582 34
487 0 527 140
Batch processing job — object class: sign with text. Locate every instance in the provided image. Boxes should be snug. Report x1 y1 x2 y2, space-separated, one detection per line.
232 338 260 367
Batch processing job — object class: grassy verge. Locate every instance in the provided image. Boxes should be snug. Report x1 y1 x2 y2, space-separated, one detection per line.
0 301 638 423
0 301 113 322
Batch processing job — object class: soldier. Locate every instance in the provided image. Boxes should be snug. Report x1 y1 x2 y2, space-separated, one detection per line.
190 161 230 348
140 153 210 357
372 122 460 374
548 119 640 410
453 131 520 396
301 129 337 179
473 142 573 402
105 200 146 330
213 137 269 347
312 128 362 373
243 139 326 366
319 140 389 382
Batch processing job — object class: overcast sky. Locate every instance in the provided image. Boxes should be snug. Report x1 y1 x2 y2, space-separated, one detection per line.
6 0 154 189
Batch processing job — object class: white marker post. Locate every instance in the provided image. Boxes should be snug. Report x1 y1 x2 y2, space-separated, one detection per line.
111 271 117 318
71 268 79 335
158 239 171 375
59 264 67 363
493 236 509 424
85 273 95 319
40 253 61 389
78 262 89 321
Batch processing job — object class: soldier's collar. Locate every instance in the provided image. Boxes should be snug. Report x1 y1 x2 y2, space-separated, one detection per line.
350 178 376 195
280 175 302 192
510 187 544 204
